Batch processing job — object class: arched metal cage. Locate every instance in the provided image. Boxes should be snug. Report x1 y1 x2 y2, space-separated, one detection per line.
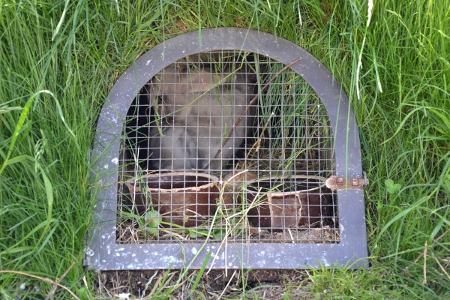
86 28 368 270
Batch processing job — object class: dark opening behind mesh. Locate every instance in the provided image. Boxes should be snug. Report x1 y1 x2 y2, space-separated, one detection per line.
116 51 339 245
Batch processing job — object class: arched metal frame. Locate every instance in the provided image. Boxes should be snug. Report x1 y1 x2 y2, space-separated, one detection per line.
87 28 368 270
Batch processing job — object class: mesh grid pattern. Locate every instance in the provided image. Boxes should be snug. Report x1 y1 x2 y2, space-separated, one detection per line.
117 51 339 244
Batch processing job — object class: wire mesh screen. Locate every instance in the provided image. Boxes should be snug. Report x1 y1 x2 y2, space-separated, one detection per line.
87 28 368 270
116 51 339 245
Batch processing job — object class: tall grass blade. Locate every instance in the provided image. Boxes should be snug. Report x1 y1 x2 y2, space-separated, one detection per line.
0 94 36 175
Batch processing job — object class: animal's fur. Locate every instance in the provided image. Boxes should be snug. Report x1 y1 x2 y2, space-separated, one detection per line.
148 62 256 171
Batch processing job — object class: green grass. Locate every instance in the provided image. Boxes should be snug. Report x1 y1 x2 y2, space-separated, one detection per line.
1 0 449 298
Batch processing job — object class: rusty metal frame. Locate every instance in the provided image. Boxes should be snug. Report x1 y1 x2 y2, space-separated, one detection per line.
85 28 368 270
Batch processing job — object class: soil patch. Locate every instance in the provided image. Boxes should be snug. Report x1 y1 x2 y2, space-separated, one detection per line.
93 269 314 299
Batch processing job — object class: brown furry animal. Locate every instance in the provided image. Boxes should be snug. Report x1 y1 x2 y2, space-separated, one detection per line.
148 63 255 171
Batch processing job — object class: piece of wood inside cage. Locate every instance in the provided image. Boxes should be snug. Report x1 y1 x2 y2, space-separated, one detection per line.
117 51 339 245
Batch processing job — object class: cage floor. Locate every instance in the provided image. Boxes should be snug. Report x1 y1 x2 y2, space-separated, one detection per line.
117 51 339 245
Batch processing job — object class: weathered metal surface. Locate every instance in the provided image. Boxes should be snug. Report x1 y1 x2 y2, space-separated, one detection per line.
87 28 368 270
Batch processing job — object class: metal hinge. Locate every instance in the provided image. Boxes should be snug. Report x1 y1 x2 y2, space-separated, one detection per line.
325 172 369 191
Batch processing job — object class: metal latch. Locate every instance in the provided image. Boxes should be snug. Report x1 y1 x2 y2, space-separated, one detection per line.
325 172 369 191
